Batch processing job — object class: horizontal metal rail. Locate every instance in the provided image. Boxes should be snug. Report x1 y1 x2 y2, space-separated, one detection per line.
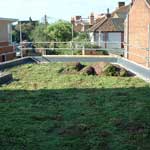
21 47 124 51
0 41 149 67
21 41 124 44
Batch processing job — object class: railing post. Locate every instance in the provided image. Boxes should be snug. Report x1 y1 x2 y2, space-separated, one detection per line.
82 44 85 55
147 24 150 67
71 41 74 55
19 21 23 58
99 31 101 47
42 48 46 56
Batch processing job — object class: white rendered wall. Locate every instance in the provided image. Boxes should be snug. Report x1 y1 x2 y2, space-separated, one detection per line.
100 32 121 48
0 22 9 42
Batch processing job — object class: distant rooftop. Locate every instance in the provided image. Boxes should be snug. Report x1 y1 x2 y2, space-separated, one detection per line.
19 20 39 26
0 17 17 23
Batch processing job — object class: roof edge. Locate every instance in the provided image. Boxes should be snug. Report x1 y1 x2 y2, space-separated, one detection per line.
89 16 107 32
0 17 18 23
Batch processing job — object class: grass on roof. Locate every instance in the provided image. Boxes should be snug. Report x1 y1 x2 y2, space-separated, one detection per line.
0 63 150 150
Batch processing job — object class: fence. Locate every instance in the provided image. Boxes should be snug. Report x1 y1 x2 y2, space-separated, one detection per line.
19 41 149 66
0 41 150 68
18 41 124 56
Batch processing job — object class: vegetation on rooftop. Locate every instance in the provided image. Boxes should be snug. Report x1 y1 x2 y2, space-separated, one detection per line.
0 63 150 150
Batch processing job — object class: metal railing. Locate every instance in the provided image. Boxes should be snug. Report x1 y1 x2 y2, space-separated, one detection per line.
18 41 124 56
0 41 150 68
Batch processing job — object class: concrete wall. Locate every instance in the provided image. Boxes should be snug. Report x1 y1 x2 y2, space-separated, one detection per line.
0 20 15 62
90 32 100 46
127 0 150 67
118 57 150 82
0 73 13 85
0 21 9 42
100 32 122 49
108 32 122 48
91 32 122 48
0 57 35 70
89 32 95 43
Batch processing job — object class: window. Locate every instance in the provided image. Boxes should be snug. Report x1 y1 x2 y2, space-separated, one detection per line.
2 55 6 62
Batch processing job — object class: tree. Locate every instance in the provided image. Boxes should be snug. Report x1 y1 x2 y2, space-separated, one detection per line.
12 18 38 42
46 20 72 41
30 23 48 42
74 32 90 42
15 23 35 41
12 25 20 42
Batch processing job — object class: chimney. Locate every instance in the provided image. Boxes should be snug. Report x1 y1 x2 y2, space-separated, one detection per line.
71 17 75 25
106 8 111 17
118 2 125 8
75 16 81 21
131 0 135 5
90 13 95 25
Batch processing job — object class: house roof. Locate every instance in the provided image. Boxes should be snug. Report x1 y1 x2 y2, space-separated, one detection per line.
0 17 18 23
97 18 124 32
89 4 130 32
89 16 107 32
111 5 130 17
20 20 39 24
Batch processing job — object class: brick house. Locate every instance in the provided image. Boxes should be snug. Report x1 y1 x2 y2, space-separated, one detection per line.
89 2 130 50
124 0 150 67
71 15 93 32
0 18 17 62
71 13 105 32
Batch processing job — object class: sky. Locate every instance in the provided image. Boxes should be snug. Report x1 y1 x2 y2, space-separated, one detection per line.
0 0 131 22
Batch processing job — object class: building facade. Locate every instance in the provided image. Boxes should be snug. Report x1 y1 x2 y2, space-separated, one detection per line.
0 18 17 62
89 2 130 50
125 0 150 67
71 13 105 32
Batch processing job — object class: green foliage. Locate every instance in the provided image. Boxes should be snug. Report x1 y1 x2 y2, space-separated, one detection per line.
58 62 85 74
13 23 36 42
74 32 90 42
103 64 129 77
96 50 109 55
45 49 59 55
46 20 72 41
30 20 72 43
103 64 118 76
0 63 149 150
12 28 20 43
30 24 48 42
119 68 128 77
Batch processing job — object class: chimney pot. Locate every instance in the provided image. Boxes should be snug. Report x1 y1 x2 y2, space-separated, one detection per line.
71 17 75 24
118 2 125 8
106 8 111 17
90 12 95 25
75 16 81 21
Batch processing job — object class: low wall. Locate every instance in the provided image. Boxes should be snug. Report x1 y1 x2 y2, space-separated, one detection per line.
117 57 150 82
0 57 35 70
43 55 118 63
0 73 13 85
0 56 150 82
